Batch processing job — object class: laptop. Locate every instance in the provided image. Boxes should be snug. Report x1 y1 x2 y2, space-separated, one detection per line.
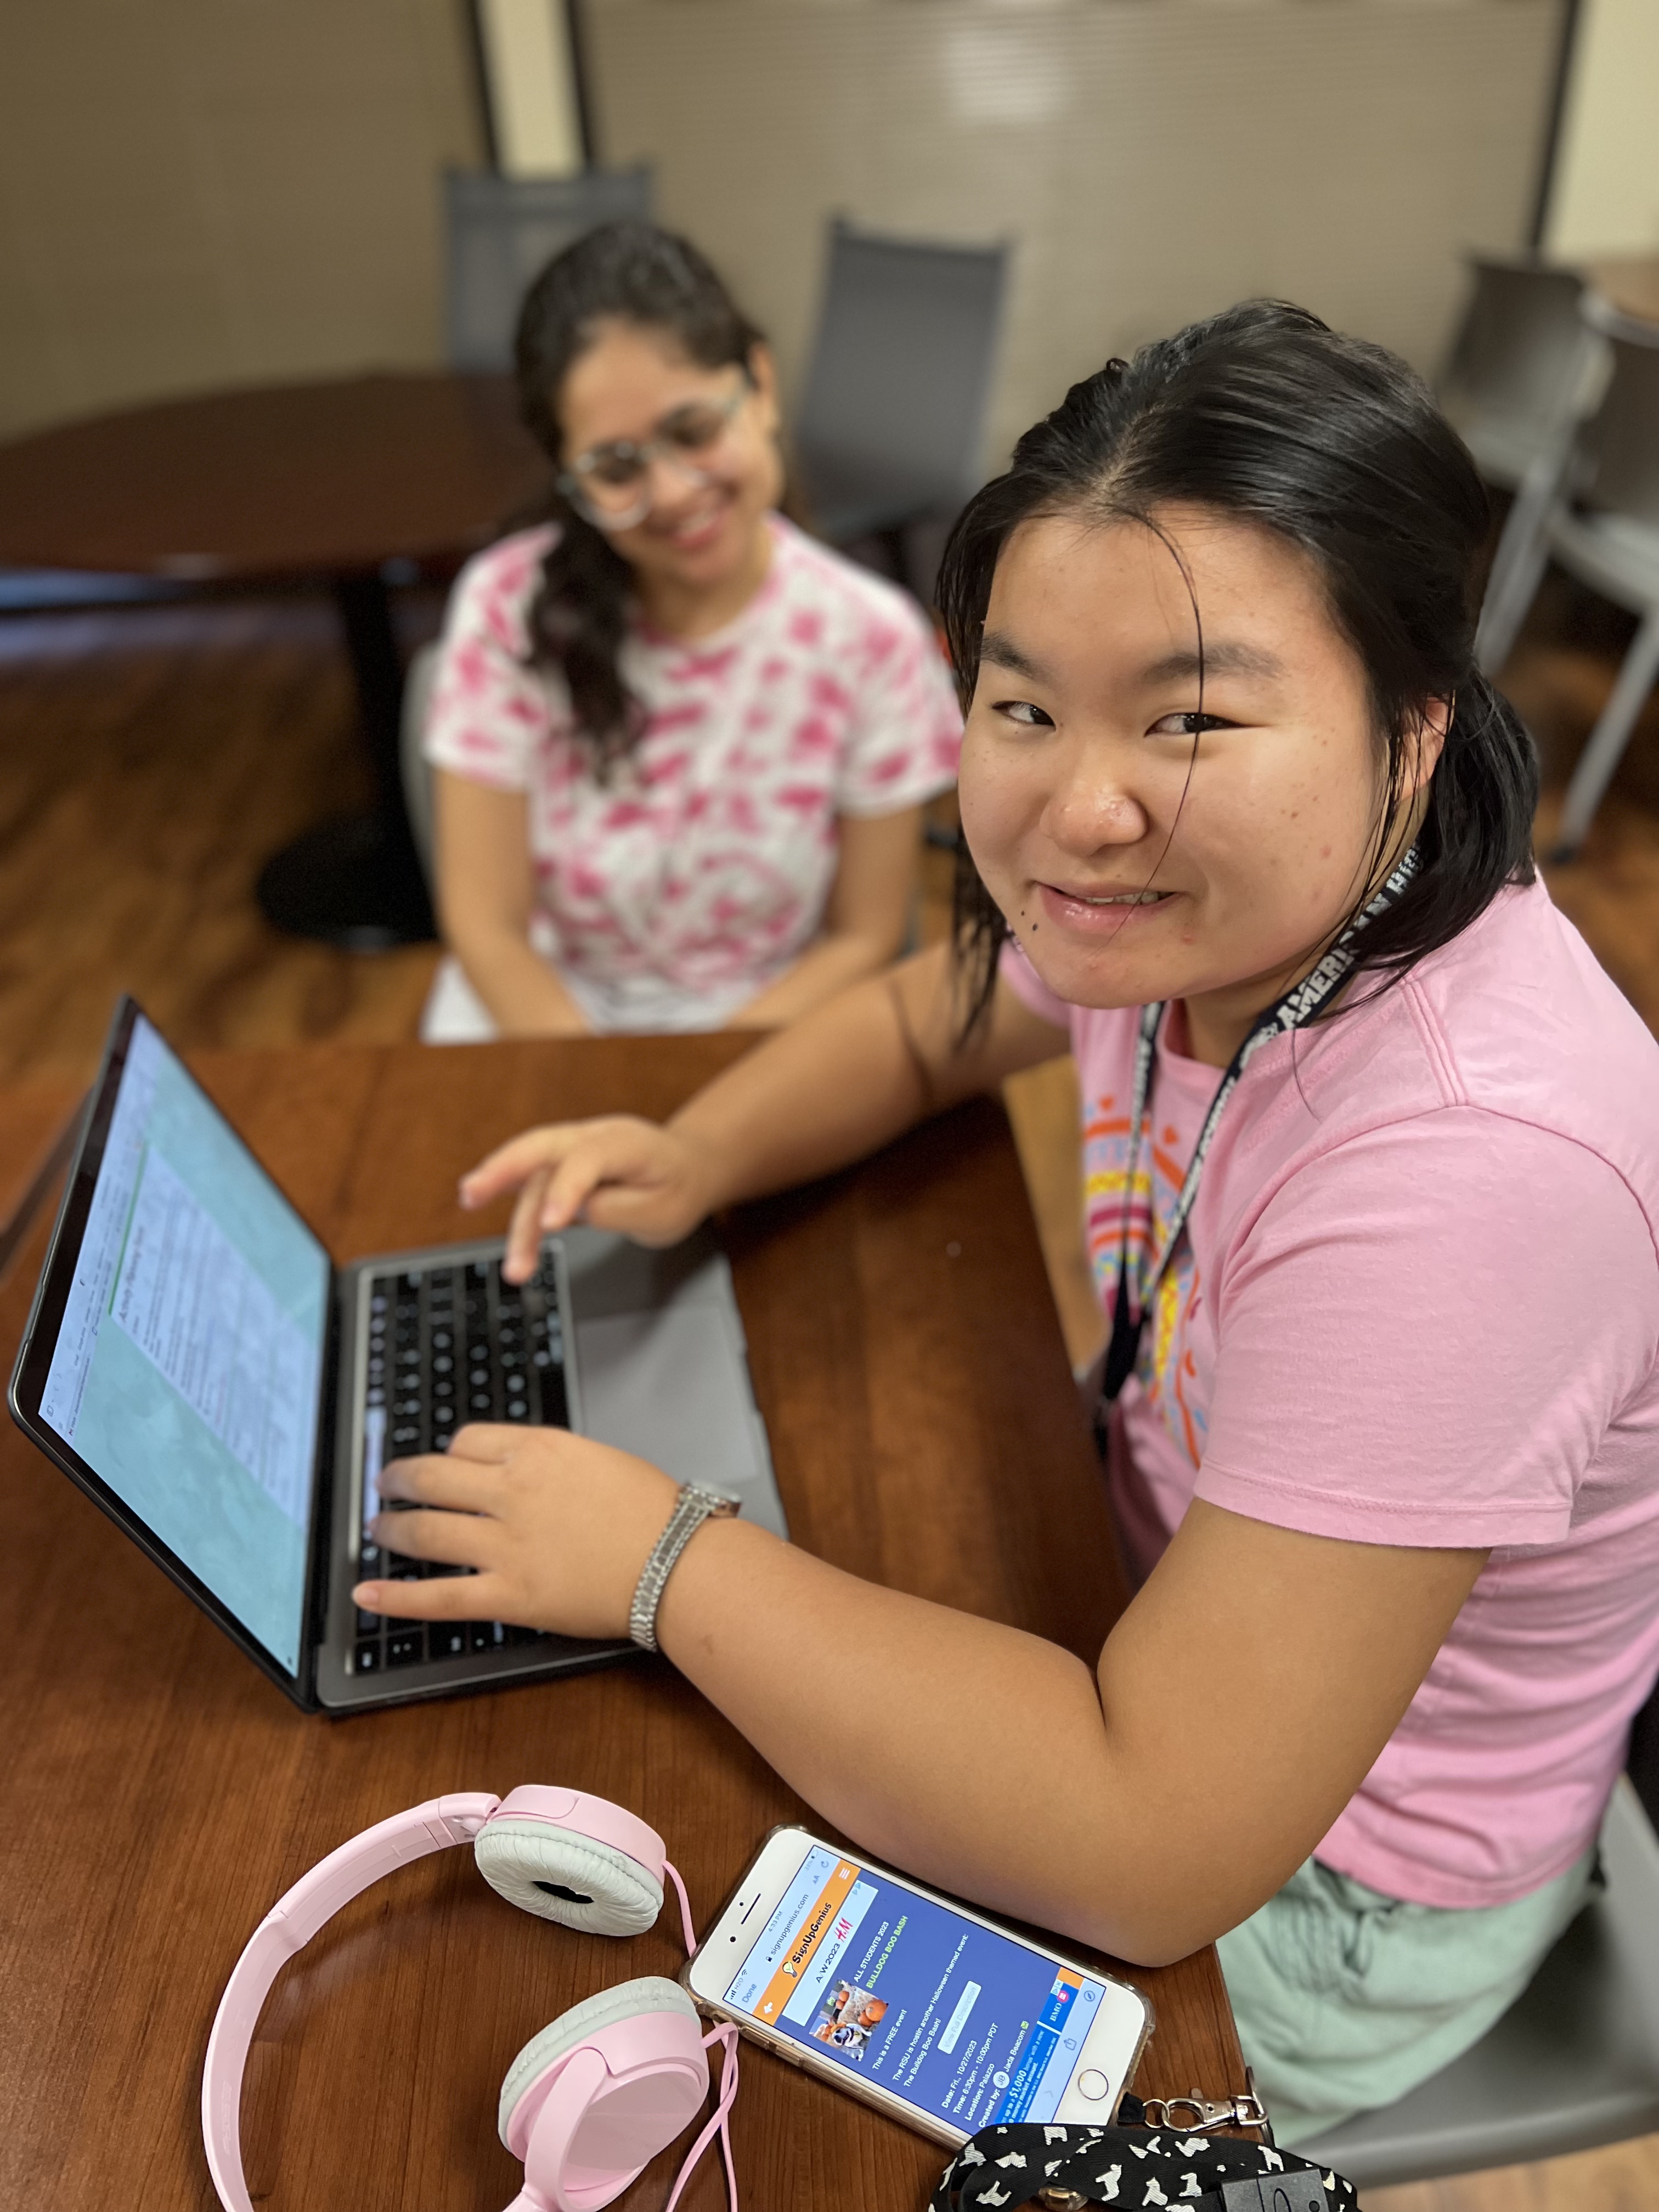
7 998 786 1712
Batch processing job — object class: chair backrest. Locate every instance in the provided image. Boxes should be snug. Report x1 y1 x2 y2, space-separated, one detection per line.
1575 300 1659 531
1629 1674 1659 1835
1438 257 1595 487
400 639 440 885
1302 1774 1659 2188
444 168 654 373
793 218 1008 541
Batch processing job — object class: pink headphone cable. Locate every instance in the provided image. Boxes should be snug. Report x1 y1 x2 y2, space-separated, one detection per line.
664 2019 741 2212
662 1858 740 2212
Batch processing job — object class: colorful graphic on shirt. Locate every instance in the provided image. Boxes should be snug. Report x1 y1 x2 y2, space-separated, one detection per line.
1082 1089 1207 1468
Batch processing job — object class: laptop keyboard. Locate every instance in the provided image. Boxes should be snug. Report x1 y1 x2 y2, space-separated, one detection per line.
351 1254 568 1679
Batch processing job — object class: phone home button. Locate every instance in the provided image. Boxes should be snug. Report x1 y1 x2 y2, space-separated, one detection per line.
1076 2069 1110 2101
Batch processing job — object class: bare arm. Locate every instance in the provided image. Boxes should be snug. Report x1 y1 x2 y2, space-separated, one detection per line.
727 807 922 1028
658 1498 1486 1963
356 1430 1487 1966
432 770 591 1037
460 942 1070 1276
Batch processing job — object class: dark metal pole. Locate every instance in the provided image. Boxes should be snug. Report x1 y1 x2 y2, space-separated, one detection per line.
464 0 501 171
1528 0 1585 253
563 0 598 168
254 573 436 950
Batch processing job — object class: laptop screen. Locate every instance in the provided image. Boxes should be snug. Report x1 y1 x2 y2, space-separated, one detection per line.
35 1013 330 1676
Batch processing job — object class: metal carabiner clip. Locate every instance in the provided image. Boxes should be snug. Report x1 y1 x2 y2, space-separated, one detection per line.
1140 2090 1271 2134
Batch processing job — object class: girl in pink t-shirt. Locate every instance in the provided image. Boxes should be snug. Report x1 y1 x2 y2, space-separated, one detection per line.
421 223 960 1040
361 305 1659 2143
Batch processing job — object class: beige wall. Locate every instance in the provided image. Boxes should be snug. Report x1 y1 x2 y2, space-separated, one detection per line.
0 0 482 442
587 0 1565 470
0 0 1564 456
1545 0 1659 259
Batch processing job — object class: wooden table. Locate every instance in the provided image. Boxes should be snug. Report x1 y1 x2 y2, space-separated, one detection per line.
0 373 548 950
0 1037 1243 2210
1589 258 1659 328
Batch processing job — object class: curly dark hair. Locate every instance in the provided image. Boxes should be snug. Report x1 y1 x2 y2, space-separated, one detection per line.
514 221 766 773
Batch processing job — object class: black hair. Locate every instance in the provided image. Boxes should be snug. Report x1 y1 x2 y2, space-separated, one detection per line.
514 221 766 772
937 299 1538 1034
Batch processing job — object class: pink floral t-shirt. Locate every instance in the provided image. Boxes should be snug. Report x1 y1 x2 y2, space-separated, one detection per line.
1001 879 1659 1909
424 515 962 1031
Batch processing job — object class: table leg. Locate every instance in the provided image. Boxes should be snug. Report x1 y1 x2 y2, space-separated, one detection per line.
255 573 436 949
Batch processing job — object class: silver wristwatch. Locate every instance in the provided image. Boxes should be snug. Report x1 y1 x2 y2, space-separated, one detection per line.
628 1483 741 1652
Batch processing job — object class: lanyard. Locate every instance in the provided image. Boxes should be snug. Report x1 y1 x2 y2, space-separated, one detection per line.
1099 847 1419 1407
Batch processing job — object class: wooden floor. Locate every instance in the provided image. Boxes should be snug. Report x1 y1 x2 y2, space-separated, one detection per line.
0 590 445 1088
3 571 1658 2205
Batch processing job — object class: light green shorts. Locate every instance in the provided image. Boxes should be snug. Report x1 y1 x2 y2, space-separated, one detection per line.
1216 1846 1601 2145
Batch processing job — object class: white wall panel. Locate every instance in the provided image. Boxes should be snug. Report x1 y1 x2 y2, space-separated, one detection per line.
586 0 1564 468
0 0 483 440
1546 0 1659 258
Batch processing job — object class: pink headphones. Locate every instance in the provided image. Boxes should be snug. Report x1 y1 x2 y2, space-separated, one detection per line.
201 1785 739 2212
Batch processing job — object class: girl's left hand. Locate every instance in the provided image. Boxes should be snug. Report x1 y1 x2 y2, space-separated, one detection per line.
351 1425 680 1640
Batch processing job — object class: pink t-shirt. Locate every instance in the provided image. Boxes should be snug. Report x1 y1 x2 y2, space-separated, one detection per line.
424 516 962 1031
1001 878 1659 1908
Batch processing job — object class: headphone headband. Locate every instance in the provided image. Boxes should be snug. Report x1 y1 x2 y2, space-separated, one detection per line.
204 1793 502 2212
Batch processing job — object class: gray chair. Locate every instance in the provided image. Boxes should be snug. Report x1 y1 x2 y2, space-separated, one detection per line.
1444 259 1615 676
444 167 653 371
400 638 440 884
1299 1729 1659 2191
1439 257 1597 494
792 218 1008 594
1475 300 1659 857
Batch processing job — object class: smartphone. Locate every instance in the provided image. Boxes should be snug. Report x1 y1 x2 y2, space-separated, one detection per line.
682 1827 1154 2147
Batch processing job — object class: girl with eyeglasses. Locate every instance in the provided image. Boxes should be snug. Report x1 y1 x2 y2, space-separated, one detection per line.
365 303 1659 2142
420 222 962 1042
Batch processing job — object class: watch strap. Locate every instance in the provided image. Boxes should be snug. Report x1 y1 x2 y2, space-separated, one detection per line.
628 1483 740 1652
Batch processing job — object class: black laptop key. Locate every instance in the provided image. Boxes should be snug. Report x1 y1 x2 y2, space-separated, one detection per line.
354 1641 382 1674
353 1251 574 1679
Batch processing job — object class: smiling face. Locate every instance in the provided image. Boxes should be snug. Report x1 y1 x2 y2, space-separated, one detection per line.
556 318 783 605
958 504 1440 1064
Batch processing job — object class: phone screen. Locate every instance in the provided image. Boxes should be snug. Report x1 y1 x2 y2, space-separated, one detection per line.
720 1843 1119 2132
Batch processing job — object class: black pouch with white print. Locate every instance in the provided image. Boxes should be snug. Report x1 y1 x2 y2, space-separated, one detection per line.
927 2119 1362 2211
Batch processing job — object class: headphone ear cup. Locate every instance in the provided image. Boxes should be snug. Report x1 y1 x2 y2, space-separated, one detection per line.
475 1818 664 1937
498 1976 701 2149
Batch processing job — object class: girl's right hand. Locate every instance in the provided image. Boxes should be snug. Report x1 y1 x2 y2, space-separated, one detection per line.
458 1116 721 1276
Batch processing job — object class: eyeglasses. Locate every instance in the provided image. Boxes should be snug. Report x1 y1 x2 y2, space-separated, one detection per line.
560 382 751 531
